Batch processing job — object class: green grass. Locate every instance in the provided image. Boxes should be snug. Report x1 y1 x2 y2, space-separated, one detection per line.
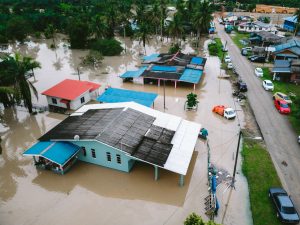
231 30 250 50
261 68 300 134
242 139 282 225
208 38 224 60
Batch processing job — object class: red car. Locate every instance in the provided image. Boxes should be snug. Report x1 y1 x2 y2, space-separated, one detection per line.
274 100 291 114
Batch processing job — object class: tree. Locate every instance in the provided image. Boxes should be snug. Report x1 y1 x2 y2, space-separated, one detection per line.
6 16 32 42
184 213 221 225
0 54 41 113
294 8 300 36
67 18 90 49
168 13 184 43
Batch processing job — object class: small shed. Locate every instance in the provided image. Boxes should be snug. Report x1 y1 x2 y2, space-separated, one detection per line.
42 79 101 111
283 16 298 32
97 88 158 107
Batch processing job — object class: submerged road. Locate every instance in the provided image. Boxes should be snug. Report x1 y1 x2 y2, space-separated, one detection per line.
215 21 300 209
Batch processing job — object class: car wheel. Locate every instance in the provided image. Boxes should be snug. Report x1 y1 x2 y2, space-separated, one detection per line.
272 96 275 100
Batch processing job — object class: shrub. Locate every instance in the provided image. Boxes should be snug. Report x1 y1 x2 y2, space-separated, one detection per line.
90 39 123 56
208 43 218 56
81 50 103 67
168 43 181 54
186 93 199 108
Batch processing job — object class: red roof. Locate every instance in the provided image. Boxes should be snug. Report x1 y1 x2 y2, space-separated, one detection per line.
42 79 101 100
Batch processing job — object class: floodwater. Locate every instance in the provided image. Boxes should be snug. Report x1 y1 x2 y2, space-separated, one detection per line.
0 35 252 225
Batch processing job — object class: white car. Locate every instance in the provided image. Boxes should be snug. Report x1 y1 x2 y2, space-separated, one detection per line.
224 55 231 63
227 62 233 69
224 108 236 119
255 67 264 77
262 80 274 91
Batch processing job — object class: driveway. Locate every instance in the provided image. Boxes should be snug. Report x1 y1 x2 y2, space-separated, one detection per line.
215 21 300 210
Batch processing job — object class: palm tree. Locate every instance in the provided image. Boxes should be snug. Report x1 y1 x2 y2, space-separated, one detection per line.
168 13 184 43
0 54 41 113
135 22 151 55
159 0 167 41
293 8 300 36
192 0 213 49
150 1 161 40
91 14 108 39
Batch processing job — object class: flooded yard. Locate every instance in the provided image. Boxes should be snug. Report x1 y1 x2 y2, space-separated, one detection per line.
0 36 252 225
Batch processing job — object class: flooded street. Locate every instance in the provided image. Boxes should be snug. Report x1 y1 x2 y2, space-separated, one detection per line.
0 36 252 225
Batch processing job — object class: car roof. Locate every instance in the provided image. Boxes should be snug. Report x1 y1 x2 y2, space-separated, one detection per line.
275 92 287 96
278 99 288 104
278 195 294 207
256 67 262 70
225 108 234 111
264 80 272 83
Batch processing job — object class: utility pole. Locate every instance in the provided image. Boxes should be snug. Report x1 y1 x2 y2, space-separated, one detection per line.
77 67 81 81
231 130 242 188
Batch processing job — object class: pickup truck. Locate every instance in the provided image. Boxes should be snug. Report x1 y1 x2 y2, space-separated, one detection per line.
212 105 236 119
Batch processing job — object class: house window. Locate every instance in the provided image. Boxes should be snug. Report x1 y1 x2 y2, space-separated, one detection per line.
82 147 86 156
52 98 57 104
116 154 121 164
91 149 96 158
106 152 111 162
80 97 85 103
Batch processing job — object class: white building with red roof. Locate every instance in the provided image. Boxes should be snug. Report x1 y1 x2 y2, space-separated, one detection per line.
42 79 101 111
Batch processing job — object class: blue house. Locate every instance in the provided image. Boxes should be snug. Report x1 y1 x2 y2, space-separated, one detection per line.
23 102 201 186
283 16 298 33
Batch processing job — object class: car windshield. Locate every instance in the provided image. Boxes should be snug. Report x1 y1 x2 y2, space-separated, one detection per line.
283 96 290 100
256 68 262 72
267 83 273 86
227 111 234 115
282 206 296 214
281 103 289 108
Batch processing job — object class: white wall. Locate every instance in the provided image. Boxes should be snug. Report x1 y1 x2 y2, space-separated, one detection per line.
46 96 67 109
70 91 91 110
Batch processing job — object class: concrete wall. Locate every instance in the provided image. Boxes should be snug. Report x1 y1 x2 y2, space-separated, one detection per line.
71 140 135 173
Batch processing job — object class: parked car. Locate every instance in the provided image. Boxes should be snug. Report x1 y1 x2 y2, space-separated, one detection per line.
224 55 231 63
269 187 300 223
237 80 248 92
274 99 291 114
273 92 293 105
243 47 253 51
241 49 248 56
227 62 233 69
262 80 274 91
255 67 264 77
222 45 228 52
250 56 266 63
298 135 300 144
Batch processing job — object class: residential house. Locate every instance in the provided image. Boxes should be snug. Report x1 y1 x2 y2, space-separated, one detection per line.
237 21 278 33
42 79 101 111
271 39 300 60
23 102 201 186
283 16 298 33
249 31 286 47
272 59 300 83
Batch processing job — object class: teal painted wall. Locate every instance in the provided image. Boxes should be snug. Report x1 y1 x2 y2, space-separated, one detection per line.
71 141 135 173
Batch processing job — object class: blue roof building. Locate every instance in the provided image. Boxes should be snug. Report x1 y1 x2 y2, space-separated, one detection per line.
283 16 298 32
97 88 158 107
120 52 207 89
272 39 300 60
23 102 201 186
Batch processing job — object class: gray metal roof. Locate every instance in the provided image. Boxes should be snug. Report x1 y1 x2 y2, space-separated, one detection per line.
274 60 290 68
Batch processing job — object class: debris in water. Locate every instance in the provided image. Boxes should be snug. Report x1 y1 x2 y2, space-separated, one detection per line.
282 161 288 167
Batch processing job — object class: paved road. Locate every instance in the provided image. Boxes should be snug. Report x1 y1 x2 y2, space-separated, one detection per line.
215 21 300 210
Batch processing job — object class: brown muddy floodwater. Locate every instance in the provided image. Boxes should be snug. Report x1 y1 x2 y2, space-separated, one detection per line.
0 36 252 225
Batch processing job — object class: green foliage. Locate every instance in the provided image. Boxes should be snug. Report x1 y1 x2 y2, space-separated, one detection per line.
242 139 282 225
169 43 181 54
44 24 55 39
263 17 270 24
186 93 199 108
81 50 103 67
184 213 220 225
208 43 218 56
90 39 123 56
67 19 90 49
6 16 32 42
208 38 223 59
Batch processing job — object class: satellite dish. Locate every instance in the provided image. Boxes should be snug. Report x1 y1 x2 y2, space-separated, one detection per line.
74 135 80 141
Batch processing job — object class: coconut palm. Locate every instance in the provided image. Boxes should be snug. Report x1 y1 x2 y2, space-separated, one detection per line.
192 1 213 48
168 13 184 43
150 1 161 40
159 0 167 41
293 8 300 36
0 54 41 113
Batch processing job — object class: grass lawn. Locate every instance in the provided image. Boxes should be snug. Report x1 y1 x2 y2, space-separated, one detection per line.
231 31 250 50
262 68 300 134
242 138 282 225
208 38 226 60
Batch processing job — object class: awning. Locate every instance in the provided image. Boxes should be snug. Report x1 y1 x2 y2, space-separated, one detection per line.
120 66 147 78
190 57 204 65
179 68 203 84
151 65 177 72
272 67 292 73
60 99 70 104
97 88 157 107
23 141 80 166
276 54 298 58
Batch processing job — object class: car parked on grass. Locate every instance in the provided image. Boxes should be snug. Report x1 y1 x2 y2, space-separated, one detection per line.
227 62 233 69
262 80 274 91
269 187 300 224
273 92 293 105
224 55 231 63
274 100 291 114
222 46 228 52
241 49 248 56
255 67 264 77
237 80 248 92
249 55 266 63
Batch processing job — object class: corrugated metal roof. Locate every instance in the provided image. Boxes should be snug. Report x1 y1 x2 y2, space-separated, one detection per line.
120 66 147 78
274 60 290 67
142 54 160 61
284 16 297 23
23 141 80 166
190 57 204 65
97 88 157 107
274 39 300 53
179 69 203 84
151 65 177 72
